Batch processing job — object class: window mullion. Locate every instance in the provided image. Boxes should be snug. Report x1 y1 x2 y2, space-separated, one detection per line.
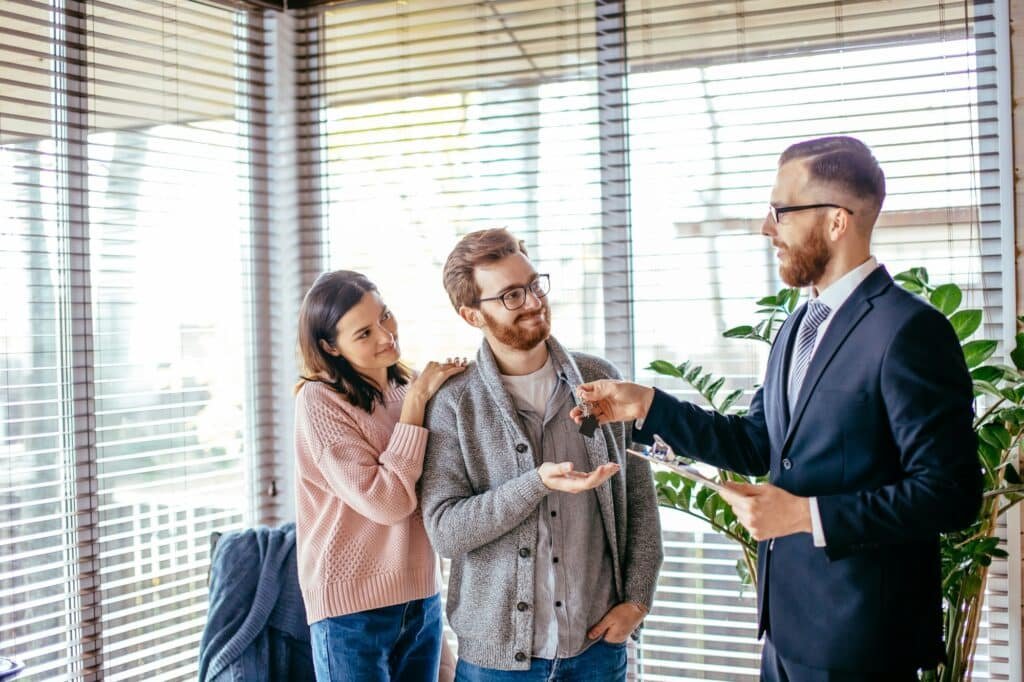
53 1 102 680
596 0 634 377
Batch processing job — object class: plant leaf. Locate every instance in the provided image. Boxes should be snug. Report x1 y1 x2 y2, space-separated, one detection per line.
929 283 962 315
786 289 801 311
970 366 1004 384
962 340 998 369
723 325 755 339
972 380 1003 400
719 389 743 413
705 377 725 402
977 441 1001 477
648 360 682 378
950 309 982 341
979 424 1011 451
653 471 676 487
1011 333 1024 371
658 486 678 507
895 267 930 293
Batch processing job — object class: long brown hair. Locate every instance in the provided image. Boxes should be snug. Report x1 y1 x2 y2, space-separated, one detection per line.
295 270 411 413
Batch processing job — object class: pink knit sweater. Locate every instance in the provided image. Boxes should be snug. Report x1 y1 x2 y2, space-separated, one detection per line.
293 380 438 624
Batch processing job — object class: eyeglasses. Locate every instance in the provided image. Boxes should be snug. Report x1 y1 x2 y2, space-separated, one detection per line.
769 203 854 224
478 274 551 311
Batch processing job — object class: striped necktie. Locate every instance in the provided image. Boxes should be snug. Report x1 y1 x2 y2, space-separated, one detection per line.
789 299 832 405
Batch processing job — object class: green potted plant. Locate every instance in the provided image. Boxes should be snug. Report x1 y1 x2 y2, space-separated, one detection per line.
649 267 1024 680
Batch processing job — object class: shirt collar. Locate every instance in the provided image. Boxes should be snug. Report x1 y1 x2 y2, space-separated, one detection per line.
813 256 879 312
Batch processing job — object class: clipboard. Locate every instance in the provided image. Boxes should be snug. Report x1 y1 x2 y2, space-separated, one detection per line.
627 434 726 493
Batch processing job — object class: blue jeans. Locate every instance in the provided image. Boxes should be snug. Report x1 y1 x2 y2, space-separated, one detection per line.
454 640 627 682
310 594 443 682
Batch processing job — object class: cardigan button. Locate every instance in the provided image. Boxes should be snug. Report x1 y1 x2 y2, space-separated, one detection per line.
516 601 529 612
516 443 528 453
519 547 530 558
515 652 527 662
782 458 793 471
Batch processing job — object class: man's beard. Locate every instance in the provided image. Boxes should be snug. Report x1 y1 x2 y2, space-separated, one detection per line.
778 224 831 288
481 304 551 351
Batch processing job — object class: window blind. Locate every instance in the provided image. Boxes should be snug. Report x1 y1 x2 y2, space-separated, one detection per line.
306 0 607 369
304 1 1013 680
0 1 272 680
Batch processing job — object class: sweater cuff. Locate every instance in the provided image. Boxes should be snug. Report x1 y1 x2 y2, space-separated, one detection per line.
386 422 429 460
515 467 551 504
623 585 656 613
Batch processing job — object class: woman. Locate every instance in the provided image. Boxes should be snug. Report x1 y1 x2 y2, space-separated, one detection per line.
294 270 464 681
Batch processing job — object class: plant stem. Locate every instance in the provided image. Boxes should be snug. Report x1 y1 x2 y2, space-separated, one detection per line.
997 498 1024 516
672 506 754 549
986 483 1024 498
973 397 1006 429
960 503 999 678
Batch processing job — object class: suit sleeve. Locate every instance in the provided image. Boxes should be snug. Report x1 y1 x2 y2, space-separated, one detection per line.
633 385 772 477
419 391 551 558
816 306 982 557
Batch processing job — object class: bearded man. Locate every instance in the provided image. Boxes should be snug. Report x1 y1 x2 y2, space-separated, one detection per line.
419 228 663 682
571 136 981 681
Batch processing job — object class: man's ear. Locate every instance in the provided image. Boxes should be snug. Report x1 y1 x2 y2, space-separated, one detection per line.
319 338 341 357
828 207 850 243
459 305 485 328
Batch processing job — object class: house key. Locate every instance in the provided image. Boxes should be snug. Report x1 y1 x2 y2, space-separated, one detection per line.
577 398 599 438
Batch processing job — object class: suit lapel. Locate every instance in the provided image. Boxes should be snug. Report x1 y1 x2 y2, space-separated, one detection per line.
770 308 802 440
782 267 892 453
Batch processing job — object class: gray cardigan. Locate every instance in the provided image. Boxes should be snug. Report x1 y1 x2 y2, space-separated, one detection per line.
420 337 663 671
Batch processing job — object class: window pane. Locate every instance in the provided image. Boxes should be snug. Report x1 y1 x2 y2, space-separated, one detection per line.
85 2 259 678
0 2 82 676
321 1 604 366
1 2 266 680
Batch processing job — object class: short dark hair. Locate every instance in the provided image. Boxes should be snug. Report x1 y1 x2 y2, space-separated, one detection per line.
295 270 410 412
780 136 886 210
443 228 529 311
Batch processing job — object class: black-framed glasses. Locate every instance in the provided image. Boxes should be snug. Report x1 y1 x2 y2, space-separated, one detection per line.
478 274 551 311
769 203 854 224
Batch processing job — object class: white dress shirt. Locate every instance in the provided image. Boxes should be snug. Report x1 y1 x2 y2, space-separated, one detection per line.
798 257 879 547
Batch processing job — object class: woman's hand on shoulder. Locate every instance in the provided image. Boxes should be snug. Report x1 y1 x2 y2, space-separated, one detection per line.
400 358 468 426
410 357 469 402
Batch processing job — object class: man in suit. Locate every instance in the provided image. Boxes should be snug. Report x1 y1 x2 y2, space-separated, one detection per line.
572 136 982 680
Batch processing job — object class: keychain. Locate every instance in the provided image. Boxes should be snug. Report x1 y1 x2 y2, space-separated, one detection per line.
576 391 599 438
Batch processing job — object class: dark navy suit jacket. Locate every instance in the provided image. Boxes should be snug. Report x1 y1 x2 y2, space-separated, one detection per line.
635 266 981 673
